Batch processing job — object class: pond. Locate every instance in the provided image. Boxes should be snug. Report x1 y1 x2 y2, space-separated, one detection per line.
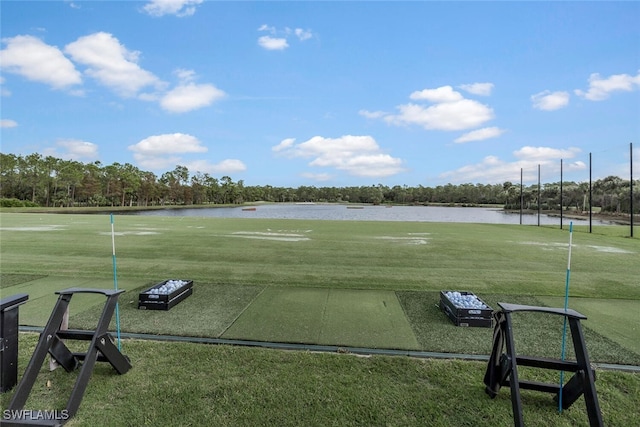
130 204 612 226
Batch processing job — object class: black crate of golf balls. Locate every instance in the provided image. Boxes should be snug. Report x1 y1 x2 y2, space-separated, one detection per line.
439 291 493 327
138 279 193 310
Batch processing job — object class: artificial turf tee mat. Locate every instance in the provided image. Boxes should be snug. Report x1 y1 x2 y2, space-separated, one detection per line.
6 277 640 365
221 287 420 349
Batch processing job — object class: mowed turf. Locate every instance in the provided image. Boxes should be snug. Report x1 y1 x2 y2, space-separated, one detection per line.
1 275 139 326
537 296 640 355
222 287 420 349
1 212 638 362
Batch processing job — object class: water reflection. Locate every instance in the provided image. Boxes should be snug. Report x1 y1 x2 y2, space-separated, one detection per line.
131 204 611 225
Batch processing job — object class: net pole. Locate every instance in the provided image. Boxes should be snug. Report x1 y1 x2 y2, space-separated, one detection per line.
111 213 122 351
558 221 573 413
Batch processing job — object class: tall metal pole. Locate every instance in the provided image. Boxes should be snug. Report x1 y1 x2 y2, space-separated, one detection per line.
589 153 593 233
537 164 541 227
560 159 564 230
520 168 523 225
631 142 634 238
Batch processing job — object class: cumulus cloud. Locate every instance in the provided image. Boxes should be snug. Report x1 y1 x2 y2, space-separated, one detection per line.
272 138 296 152
129 133 207 155
575 70 640 101
258 36 289 51
272 135 405 178
531 90 570 111
3 32 223 113
128 133 210 170
257 25 313 50
128 134 245 175
160 69 226 113
142 0 203 17
458 82 494 96
186 159 247 175
64 32 163 98
0 35 82 90
410 86 464 103
385 99 494 131
454 127 505 143
513 146 581 160
1 119 18 128
369 85 496 133
42 139 99 161
439 146 585 184
56 139 99 160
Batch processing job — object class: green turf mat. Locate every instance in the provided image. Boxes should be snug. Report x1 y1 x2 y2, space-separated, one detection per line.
222 287 420 349
69 282 264 337
537 296 640 355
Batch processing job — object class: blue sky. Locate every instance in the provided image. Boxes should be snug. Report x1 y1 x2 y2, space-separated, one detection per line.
1 1 639 187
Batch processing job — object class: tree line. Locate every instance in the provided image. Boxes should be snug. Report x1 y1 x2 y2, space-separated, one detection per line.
1 152 638 214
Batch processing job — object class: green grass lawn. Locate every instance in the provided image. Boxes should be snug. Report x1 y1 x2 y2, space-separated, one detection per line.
537 296 640 355
1 212 638 425
1 334 639 427
1 212 637 362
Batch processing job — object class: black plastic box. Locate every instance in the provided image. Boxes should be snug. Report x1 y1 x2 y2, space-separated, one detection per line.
439 290 493 328
138 280 193 310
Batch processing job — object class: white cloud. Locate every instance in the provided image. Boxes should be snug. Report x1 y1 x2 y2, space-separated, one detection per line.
440 146 585 184
454 127 505 143
258 25 313 50
127 134 245 175
0 35 82 90
0 119 18 128
358 110 387 119
56 139 99 160
42 139 99 161
575 70 640 101
294 28 313 41
272 138 296 152
142 0 203 17
131 155 182 171
64 32 163 98
129 133 209 170
258 36 289 51
187 159 247 175
513 146 581 160
458 82 494 96
272 135 405 178
160 82 226 113
531 90 570 111
410 86 463 103
129 133 207 155
372 85 496 131
258 24 276 33
385 99 494 131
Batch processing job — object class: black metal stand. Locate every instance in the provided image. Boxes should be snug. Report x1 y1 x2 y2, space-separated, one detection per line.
484 303 603 427
4 288 131 426
1 293 30 393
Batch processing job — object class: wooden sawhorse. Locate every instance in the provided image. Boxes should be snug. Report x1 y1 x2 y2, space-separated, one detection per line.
5 288 131 426
483 303 603 427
